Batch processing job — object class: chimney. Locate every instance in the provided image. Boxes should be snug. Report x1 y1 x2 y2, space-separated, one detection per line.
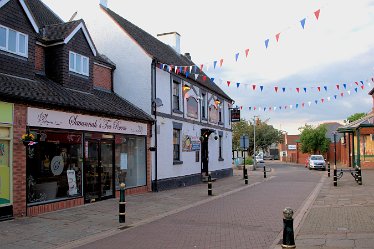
157 32 181 54
184 53 191 60
100 0 108 8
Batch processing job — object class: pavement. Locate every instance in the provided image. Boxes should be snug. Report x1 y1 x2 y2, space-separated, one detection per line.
0 162 373 249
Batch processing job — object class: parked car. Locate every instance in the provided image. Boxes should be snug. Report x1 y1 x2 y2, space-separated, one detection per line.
255 155 264 163
308 155 326 170
263 155 274 160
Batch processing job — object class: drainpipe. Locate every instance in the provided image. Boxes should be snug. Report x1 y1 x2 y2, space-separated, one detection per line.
151 59 158 192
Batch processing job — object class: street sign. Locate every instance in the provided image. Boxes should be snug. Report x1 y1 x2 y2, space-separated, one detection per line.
240 135 249 149
230 109 240 122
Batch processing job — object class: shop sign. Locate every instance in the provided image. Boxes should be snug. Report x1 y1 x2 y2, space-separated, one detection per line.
27 108 147 136
230 109 240 122
288 145 297 150
0 102 13 124
182 135 200 152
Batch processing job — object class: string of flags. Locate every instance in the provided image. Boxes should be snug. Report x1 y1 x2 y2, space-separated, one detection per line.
157 8 321 73
233 80 372 112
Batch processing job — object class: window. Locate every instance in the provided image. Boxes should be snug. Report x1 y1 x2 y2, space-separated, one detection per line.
219 135 223 160
209 105 219 124
0 25 28 57
69 51 89 76
218 104 223 123
173 128 180 161
201 93 207 119
173 81 180 111
186 97 198 119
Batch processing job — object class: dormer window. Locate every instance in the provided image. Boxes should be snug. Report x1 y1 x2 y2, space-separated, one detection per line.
0 25 28 57
69 51 89 76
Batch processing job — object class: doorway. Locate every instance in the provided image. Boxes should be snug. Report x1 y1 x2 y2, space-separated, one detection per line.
201 129 215 176
84 139 114 202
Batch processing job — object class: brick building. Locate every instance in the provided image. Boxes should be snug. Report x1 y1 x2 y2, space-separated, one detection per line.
0 0 153 220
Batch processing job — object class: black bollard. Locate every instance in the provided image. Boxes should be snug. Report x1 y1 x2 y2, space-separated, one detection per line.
333 165 337 187
327 162 330 177
208 172 212 196
263 165 266 178
244 167 248 185
281 207 296 249
119 183 126 223
358 167 362 185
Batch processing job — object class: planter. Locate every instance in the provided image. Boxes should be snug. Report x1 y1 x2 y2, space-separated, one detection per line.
22 140 33 146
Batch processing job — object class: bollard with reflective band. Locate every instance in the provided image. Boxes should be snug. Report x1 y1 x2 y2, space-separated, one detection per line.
327 162 330 177
333 165 337 187
358 167 362 185
281 207 296 248
244 167 248 184
263 165 266 178
208 172 212 196
119 183 126 223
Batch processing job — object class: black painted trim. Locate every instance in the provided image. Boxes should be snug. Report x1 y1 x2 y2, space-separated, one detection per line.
172 121 183 130
173 160 183 165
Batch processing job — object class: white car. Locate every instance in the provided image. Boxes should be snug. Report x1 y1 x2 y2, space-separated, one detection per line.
308 155 326 170
255 155 264 163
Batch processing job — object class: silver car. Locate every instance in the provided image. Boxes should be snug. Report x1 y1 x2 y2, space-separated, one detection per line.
308 155 326 170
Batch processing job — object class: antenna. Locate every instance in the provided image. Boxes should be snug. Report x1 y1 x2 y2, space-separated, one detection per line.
69 12 77 22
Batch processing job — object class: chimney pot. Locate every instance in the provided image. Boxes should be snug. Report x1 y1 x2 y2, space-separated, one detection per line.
184 53 191 60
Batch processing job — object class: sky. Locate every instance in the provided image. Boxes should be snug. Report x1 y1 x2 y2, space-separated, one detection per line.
43 0 374 134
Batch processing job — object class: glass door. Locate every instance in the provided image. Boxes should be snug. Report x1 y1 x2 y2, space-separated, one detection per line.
84 139 114 202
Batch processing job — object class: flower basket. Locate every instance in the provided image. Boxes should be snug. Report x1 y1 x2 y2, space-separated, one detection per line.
21 133 35 146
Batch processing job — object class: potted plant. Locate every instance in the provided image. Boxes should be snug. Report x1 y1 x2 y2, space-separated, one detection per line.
21 133 35 146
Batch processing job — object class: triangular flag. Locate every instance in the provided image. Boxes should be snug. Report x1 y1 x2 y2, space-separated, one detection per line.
236 82 240 88
186 71 189 78
343 83 347 89
190 66 193 72
355 81 359 85
264 107 266 111
159 64 163 69
249 107 252 111
227 81 231 87
360 81 364 85
361 85 364 90
324 86 327 91
355 88 358 92
205 65 209 72
265 39 269 49
279 106 282 110
296 104 299 108
220 59 224 67
314 9 320 20
334 95 337 99
290 105 293 109
275 33 280 42
240 106 243 110
202 75 207 81
336 84 340 90
282 87 286 92
252 85 256 90
245 49 250 58
275 86 278 92
300 18 306 29
321 98 324 103
303 87 307 93
174 66 178 73
269 107 272 111
315 100 318 104
194 74 198 80
210 77 214 82
254 107 256 111
274 107 277 111
296 88 300 93
260 86 264 91
302 103 305 107
284 106 287 109
200 64 204 71
327 97 331 101
308 101 312 106
342 92 345 96
235 53 239 62
183 66 187 73
317 86 321 92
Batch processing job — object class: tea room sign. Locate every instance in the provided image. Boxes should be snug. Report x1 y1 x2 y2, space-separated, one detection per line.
27 108 147 136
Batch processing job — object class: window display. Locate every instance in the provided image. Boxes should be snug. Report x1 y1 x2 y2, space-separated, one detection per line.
27 130 83 204
115 135 146 189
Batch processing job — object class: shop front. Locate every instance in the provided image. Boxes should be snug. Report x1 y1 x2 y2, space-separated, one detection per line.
0 101 13 220
26 107 148 214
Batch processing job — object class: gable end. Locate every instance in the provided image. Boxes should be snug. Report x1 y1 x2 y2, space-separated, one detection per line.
19 0 39 33
64 22 97 56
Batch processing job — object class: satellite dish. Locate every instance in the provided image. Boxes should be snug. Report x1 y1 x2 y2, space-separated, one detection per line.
153 98 163 107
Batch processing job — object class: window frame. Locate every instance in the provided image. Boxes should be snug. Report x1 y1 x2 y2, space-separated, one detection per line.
0 25 28 58
69 51 89 76
172 80 181 112
173 128 182 163
186 96 198 119
201 93 207 119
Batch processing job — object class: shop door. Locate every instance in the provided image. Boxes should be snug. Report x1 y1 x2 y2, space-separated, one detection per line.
84 140 114 202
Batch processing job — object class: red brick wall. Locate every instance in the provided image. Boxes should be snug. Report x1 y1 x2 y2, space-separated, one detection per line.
27 198 84 216
35 45 45 72
13 104 27 217
93 64 112 91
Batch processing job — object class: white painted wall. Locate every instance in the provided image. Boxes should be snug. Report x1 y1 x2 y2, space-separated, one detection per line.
74 5 152 114
155 68 171 114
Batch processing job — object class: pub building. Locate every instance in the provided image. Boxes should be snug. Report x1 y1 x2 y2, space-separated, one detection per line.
0 0 153 219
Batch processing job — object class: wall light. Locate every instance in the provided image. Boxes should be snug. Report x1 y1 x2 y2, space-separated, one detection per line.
215 99 221 105
183 84 191 91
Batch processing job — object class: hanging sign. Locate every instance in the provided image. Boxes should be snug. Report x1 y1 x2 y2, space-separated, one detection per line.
231 109 241 122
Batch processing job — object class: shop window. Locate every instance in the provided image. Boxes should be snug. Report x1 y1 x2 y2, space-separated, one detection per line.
186 97 198 119
115 135 146 189
26 130 83 204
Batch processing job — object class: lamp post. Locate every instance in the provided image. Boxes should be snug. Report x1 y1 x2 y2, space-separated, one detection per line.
333 132 337 168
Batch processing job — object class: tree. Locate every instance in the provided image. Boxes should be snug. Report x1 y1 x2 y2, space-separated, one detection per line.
346 112 366 123
298 124 330 154
232 118 283 155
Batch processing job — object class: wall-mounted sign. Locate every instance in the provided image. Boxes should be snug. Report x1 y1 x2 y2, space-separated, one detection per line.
231 109 240 122
288 145 297 150
182 135 200 152
27 108 147 136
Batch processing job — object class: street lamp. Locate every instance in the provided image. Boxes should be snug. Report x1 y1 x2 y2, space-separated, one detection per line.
333 132 337 168
253 115 258 171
